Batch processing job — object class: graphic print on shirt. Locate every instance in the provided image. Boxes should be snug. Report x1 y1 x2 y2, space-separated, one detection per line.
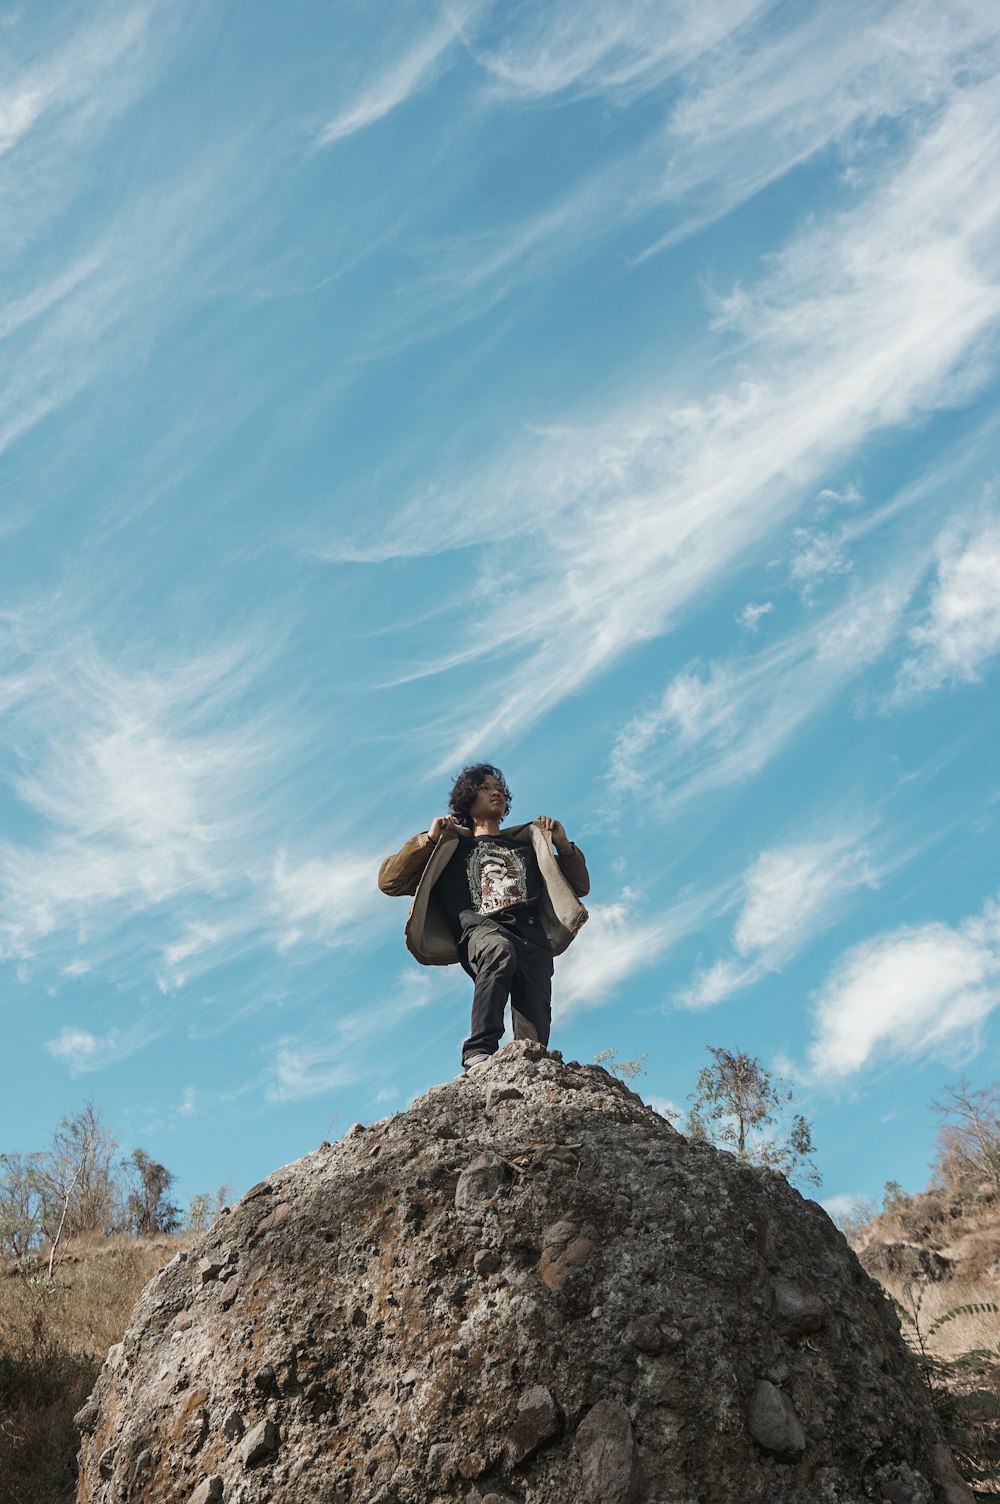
466 841 527 915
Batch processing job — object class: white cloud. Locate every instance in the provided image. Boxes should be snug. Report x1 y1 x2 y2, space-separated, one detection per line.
678 957 760 1010
43 1015 163 1073
46 1027 101 1067
897 513 1000 693
0 640 277 960
178 1085 199 1117
818 483 863 506
807 900 1000 1078
821 1191 868 1221
269 851 382 951
555 890 720 1016
315 0 767 151
737 601 774 632
733 835 879 955
0 3 158 161
788 529 853 600
678 825 887 1008
338 0 1000 352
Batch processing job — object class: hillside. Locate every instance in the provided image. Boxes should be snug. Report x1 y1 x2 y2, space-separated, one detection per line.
852 1187 1000 1493
0 1235 193 1504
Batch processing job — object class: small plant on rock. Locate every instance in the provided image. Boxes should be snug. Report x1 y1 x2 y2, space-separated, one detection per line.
685 1046 820 1189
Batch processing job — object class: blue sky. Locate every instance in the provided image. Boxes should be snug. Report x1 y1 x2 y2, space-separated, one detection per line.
2 0 999 1220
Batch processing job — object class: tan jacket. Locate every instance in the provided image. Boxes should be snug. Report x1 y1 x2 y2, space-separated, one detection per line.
378 821 590 966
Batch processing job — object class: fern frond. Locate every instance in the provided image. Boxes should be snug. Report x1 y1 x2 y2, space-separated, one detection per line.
926 1301 1000 1339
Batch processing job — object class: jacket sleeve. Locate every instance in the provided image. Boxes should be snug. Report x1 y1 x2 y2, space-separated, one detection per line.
378 832 434 897
557 842 590 898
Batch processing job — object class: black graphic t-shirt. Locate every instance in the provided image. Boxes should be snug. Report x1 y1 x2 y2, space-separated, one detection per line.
433 834 549 950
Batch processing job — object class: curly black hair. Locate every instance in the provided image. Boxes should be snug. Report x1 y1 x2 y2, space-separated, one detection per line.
448 763 512 826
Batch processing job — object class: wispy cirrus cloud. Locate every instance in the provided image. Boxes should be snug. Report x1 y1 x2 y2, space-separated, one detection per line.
0 135 262 469
265 969 439 1103
268 852 385 953
0 638 273 960
316 2 487 147
638 0 999 259
0 626 384 1000
806 896 1000 1078
328 64 1000 773
471 0 768 103
332 0 1000 349
608 569 918 813
315 0 767 150
0 2 161 163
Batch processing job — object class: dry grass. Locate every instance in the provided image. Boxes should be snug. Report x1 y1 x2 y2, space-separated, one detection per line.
0 1235 192 1504
877 1274 1000 1496
882 1276 1000 1359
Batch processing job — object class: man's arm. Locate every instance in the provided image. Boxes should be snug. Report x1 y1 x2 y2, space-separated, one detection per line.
377 815 462 896
536 816 590 898
377 833 434 897
556 842 590 898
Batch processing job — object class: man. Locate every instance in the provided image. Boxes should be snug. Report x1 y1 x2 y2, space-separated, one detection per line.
378 763 589 1070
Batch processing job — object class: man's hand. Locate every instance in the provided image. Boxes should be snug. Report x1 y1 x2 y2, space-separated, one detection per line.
428 815 463 844
537 815 569 853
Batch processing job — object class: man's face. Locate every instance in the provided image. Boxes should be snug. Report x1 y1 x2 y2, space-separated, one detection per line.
467 774 506 824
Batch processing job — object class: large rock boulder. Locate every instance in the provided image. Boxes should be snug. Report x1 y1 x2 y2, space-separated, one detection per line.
76 1042 972 1504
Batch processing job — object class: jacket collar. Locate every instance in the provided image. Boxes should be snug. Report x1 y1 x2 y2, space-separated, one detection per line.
450 821 535 841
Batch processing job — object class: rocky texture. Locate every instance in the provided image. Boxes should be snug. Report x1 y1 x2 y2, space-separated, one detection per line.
860 1243 953 1284
76 1042 972 1504
854 1186 1000 1289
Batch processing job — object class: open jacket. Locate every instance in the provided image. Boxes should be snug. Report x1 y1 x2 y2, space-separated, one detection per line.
378 821 590 966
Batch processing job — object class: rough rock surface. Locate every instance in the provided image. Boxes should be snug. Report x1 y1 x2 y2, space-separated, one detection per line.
859 1242 953 1284
76 1042 973 1504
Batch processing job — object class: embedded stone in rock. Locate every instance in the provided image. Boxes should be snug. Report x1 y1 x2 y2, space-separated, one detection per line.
540 1220 594 1293
625 1314 663 1354
189 1479 223 1504
221 1410 244 1441
747 1379 806 1460
575 1398 642 1504
426 1442 452 1483
238 1418 280 1468
74 1398 99 1436
454 1152 510 1211
486 1083 524 1109
509 1384 561 1463
133 1449 154 1481
256 1201 290 1234
74 1040 973 1504
772 1278 825 1338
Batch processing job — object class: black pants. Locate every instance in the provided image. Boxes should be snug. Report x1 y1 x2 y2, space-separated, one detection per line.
461 921 553 1064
